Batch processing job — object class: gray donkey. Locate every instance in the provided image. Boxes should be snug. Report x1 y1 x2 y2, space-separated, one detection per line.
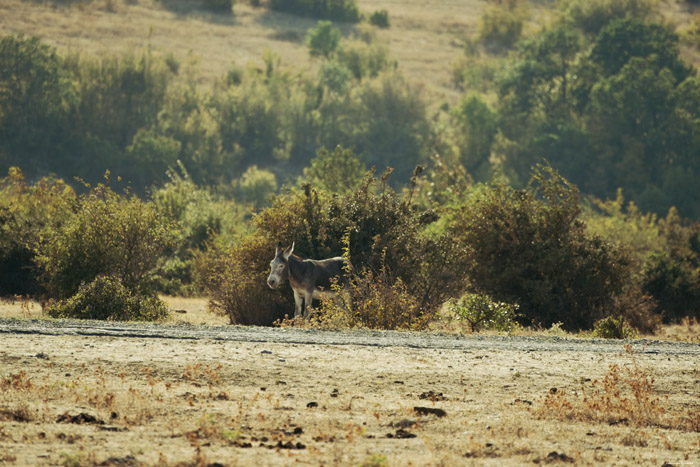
267 242 349 318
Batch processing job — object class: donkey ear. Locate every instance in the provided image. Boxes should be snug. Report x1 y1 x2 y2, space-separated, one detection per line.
283 242 294 260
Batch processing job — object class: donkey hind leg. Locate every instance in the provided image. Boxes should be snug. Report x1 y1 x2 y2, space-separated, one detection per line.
293 290 304 318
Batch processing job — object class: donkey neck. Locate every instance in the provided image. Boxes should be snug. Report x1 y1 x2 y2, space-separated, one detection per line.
286 254 312 283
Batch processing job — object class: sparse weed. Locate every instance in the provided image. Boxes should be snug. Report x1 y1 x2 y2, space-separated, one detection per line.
546 322 568 337
359 453 389 467
534 344 700 431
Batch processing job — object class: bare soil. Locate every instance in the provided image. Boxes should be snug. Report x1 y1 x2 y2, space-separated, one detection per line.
1 307 699 466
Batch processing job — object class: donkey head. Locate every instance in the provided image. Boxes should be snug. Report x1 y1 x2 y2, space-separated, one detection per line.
267 242 294 289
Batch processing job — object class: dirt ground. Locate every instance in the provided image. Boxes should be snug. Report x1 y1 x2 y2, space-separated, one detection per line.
1 299 700 466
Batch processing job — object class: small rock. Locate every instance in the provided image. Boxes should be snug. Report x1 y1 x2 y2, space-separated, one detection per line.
413 406 447 418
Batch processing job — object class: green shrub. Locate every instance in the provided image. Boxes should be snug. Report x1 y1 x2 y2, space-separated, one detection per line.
335 39 392 79
46 276 169 321
199 235 289 325
0 35 76 178
560 0 655 35
592 316 637 339
451 94 498 180
268 0 361 23
448 293 520 333
318 258 428 330
0 168 75 296
233 165 277 207
151 164 246 295
36 182 176 299
368 9 390 28
450 165 632 330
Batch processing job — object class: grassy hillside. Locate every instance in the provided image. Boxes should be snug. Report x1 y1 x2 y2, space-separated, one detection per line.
0 0 484 103
2 0 699 103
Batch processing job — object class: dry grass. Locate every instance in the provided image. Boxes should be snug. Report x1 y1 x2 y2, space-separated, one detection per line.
0 0 484 102
534 344 700 431
1 333 699 465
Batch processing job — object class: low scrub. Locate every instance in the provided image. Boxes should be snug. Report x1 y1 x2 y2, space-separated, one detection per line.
592 316 637 339
535 345 700 432
46 276 169 321
448 293 520 333
36 181 176 300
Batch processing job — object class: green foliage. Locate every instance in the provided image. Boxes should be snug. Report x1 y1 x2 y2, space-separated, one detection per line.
268 0 361 23
451 44 498 92
233 165 277 207
450 165 631 330
592 316 637 339
0 168 75 296
200 0 234 13
0 35 76 175
66 47 173 182
451 94 498 181
46 275 169 321
303 145 366 194
640 210 700 322
36 181 176 299
347 73 432 182
585 193 700 325
335 39 392 80
151 164 246 295
495 17 700 219
590 18 691 83
306 21 341 58
448 293 520 333
209 53 298 173
560 0 656 34
368 9 390 28
478 0 527 52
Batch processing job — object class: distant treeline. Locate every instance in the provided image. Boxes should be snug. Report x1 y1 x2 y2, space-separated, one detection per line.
4 1 700 218
0 30 425 192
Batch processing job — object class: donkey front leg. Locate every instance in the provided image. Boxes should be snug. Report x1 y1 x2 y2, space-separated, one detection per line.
293 290 304 318
302 290 315 319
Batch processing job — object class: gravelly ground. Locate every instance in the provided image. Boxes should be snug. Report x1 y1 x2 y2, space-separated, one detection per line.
1 318 699 466
2 317 700 355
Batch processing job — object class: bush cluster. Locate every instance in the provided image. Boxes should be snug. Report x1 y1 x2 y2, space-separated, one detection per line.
449 165 631 330
201 160 468 326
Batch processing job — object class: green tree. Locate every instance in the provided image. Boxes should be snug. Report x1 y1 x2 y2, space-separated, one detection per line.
0 35 76 177
451 95 498 180
306 21 342 58
303 145 366 194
